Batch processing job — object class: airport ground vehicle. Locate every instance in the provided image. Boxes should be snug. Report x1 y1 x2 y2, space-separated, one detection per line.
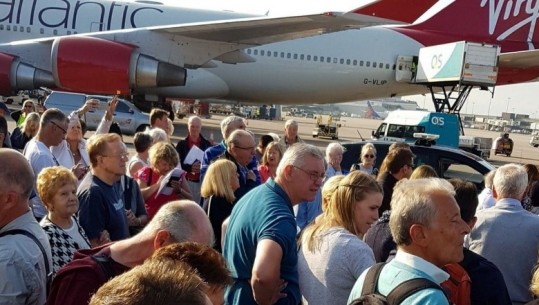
372 110 492 159
2 93 30 105
342 140 495 190
530 135 539 148
312 115 340 139
493 133 514 156
44 91 150 135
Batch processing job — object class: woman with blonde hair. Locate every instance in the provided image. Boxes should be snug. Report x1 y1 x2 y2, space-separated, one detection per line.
10 112 39 150
38 166 90 275
135 142 192 219
257 141 284 183
410 164 438 179
11 99 36 127
350 142 378 176
201 159 240 252
298 171 381 305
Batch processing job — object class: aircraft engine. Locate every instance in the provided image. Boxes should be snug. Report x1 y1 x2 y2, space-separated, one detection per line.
0 53 55 96
51 36 186 95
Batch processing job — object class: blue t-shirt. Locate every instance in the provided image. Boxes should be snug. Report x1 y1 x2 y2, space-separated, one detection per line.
223 179 299 305
77 174 129 242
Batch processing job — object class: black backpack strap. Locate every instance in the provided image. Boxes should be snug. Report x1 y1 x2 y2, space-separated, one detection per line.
361 263 386 296
0 229 50 276
386 277 443 305
91 255 115 280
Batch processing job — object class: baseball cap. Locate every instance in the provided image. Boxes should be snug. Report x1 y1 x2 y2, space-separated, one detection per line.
0 102 10 116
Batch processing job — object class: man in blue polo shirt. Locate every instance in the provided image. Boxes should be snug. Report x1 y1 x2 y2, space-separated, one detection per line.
224 143 325 305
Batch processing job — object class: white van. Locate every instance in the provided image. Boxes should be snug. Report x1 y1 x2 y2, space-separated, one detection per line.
43 91 150 135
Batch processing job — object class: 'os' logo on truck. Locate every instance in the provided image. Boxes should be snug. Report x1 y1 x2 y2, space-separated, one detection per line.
431 116 445 126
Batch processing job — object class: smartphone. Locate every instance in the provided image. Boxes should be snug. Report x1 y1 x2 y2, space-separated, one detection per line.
166 176 181 187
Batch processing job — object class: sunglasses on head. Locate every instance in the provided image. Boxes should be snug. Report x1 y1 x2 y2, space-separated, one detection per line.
364 154 375 158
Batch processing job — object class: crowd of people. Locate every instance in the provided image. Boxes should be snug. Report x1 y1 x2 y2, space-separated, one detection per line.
3 98 539 305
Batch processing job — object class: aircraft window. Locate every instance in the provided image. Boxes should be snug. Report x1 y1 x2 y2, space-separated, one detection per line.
246 49 251 54
273 51 278 57
360 60 364 66
294 54 298 59
261 50 265 56
67 30 71 35
386 63 390 69
0 25 3 30
13 26 17 32
307 55 311 61
6 25 10 31
333 58 337 63
353 60 358 66
373 62 377 68
20 26 24 31
339 59 344 64
53 29 58 35
313 56 318 61
327 57 331 63
380 63 384 69
346 59 351 65
27 27 30 33
300 54 304 60
366 61 370 67
40 28 44 34
254 50 258 55
267 51 271 57
287 53 291 58
280 52 284 58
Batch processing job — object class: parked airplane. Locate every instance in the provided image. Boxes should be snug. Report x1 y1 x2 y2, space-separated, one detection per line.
364 100 388 119
2 0 538 106
0 0 435 97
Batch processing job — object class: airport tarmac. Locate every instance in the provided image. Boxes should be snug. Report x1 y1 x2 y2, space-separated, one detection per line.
5 111 539 166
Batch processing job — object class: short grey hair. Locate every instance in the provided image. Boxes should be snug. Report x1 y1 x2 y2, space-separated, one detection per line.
276 143 324 176
484 169 496 189
149 127 168 143
226 129 253 148
325 142 344 162
143 200 213 245
284 119 298 129
40 108 68 128
220 116 245 139
390 178 455 246
187 115 201 126
493 164 527 199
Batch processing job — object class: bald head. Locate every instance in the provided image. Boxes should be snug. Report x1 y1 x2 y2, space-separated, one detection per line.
0 149 34 227
0 149 34 197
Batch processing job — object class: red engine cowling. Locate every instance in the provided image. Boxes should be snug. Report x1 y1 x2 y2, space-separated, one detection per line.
51 36 186 95
0 53 54 96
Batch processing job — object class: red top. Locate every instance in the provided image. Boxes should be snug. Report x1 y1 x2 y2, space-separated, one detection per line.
258 164 271 183
135 166 185 219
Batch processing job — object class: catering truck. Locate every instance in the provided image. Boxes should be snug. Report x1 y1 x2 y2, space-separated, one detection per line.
372 110 491 159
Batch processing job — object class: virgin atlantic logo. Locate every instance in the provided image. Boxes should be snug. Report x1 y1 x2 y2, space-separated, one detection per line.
481 0 539 42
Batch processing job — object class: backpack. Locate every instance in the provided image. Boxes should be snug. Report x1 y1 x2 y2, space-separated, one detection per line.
350 263 446 305
441 263 471 305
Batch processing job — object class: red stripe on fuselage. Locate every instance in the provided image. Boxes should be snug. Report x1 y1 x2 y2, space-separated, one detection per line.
355 0 438 24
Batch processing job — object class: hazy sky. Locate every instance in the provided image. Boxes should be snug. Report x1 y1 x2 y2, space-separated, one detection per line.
154 0 539 117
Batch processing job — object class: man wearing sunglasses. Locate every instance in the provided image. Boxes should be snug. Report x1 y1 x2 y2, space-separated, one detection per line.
23 108 68 220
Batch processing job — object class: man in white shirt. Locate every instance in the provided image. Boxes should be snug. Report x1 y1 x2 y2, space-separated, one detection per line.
0 149 52 305
476 169 496 211
24 108 69 220
348 178 470 304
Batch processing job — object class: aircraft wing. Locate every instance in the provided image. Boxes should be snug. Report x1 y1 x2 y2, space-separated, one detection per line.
499 49 539 69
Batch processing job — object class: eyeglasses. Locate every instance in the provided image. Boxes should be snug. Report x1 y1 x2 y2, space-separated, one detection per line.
293 165 325 182
50 121 67 135
363 154 375 158
102 152 130 160
234 145 256 151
